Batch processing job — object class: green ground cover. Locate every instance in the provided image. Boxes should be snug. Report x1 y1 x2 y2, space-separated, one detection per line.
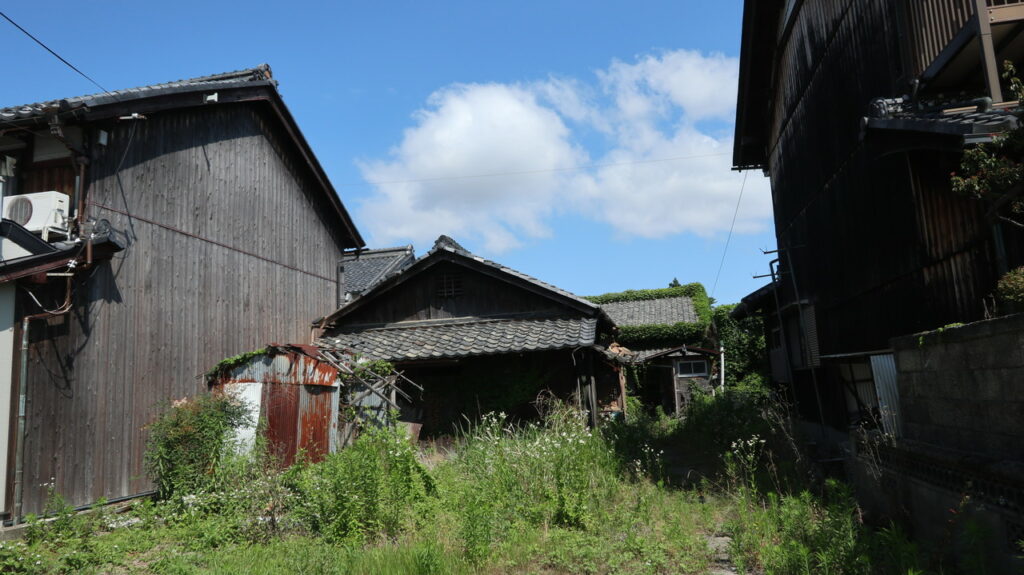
2 392 971 574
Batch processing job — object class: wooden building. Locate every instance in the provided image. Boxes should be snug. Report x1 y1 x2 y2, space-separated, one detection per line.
598 287 717 414
0 66 363 518
733 0 1024 435
317 236 625 437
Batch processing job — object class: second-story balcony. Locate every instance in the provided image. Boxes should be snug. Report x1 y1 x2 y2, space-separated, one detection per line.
906 0 1024 100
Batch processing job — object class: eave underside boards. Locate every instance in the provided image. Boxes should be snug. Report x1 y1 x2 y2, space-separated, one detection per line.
18 105 345 514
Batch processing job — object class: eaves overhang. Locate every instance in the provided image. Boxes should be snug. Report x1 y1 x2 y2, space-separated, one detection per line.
733 0 785 170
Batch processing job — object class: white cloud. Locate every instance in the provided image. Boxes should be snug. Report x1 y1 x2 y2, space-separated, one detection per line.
356 50 772 252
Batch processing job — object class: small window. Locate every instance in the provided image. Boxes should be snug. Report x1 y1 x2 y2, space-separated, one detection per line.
675 359 708 378
436 273 463 298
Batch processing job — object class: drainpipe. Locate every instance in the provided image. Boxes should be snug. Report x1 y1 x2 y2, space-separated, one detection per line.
13 277 73 522
719 345 725 393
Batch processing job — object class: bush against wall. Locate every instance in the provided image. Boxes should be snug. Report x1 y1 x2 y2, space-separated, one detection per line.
144 392 252 499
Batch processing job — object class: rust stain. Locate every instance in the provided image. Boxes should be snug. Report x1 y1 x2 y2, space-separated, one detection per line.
206 344 347 466
264 384 300 466
299 389 332 463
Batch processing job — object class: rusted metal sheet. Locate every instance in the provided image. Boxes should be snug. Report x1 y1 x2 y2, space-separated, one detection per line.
297 385 336 462
263 383 300 466
207 345 342 467
214 344 340 388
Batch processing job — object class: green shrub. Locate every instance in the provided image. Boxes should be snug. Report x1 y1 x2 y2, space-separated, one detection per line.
288 423 434 543
996 266 1024 308
684 388 771 451
144 392 252 500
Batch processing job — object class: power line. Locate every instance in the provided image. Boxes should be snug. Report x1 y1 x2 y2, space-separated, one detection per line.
0 11 113 97
338 151 729 188
710 170 748 300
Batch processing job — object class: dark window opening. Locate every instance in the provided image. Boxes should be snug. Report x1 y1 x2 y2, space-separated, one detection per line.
436 273 464 298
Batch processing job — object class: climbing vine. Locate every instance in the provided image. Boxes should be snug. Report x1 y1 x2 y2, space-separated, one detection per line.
205 348 269 382
586 284 712 348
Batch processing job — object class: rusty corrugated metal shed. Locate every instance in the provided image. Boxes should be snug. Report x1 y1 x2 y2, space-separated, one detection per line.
207 344 342 466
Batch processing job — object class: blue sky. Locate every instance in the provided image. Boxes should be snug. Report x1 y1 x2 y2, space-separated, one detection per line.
1 1 776 305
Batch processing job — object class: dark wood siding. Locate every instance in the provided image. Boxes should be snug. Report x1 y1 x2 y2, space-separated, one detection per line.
17 104 349 513
761 0 1017 354
340 260 566 327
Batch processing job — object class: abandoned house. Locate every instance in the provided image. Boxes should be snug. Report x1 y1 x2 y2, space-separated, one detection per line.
734 0 1024 434
595 286 717 414
733 1 1024 569
316 236 626 438
0 65 364 519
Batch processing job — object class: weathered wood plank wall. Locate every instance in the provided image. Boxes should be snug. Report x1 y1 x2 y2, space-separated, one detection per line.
338 260 566 327
16 103 350 514
765 0 1016 355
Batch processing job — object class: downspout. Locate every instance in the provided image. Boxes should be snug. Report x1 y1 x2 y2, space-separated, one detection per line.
13 276 74 522
719 345 725 393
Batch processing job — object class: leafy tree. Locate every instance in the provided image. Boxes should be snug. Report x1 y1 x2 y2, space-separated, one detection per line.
711 304 768 391
950 61 1024 229
668 277 682 288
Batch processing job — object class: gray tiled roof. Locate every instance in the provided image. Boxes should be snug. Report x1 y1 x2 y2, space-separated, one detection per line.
601 296 696 327
341 246 414 295
865 97 1019 142
318 316 597 362
632 347 673 362
0 66 274 122
426 236 598 313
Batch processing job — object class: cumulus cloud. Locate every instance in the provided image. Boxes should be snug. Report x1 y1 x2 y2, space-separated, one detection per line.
356 49 772 252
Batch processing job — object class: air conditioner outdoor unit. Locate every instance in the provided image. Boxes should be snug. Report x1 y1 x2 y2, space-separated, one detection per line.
2 191 70 239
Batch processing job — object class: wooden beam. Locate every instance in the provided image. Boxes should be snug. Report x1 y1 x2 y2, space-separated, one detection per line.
977 0 1005 103
988 4 1024 24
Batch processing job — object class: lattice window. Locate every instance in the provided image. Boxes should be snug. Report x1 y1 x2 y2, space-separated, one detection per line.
436 273 464 298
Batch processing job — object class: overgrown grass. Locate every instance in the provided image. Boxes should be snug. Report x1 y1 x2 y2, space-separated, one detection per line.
9 391 961 574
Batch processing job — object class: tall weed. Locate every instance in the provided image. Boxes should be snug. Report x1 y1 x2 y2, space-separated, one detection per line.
450 407 621 561
288 423 434 543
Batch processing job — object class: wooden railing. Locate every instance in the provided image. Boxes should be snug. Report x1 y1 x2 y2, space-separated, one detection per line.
988 0 1024 23
903 0 974 79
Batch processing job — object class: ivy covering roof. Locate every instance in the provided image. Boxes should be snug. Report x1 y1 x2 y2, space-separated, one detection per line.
585 284 711 350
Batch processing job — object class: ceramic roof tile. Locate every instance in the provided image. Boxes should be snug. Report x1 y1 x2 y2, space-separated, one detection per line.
0 66 275 122
601 296 697 327
340 246 415 295
318 316 598 362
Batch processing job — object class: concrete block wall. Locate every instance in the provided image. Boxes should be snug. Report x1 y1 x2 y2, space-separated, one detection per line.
891 313 1024 462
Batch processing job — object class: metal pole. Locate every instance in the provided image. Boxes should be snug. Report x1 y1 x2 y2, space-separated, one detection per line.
719 346 725 392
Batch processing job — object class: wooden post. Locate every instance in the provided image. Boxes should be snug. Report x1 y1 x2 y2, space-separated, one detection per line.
976 0 1005 103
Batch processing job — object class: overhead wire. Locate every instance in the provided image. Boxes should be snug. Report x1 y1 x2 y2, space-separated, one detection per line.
337 151 729 188
0 11 114 98
710 170 749 301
